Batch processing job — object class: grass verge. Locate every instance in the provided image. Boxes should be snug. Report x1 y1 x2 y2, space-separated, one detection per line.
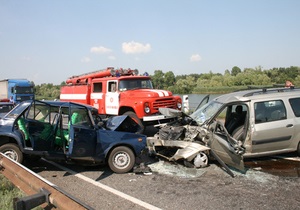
0 174 24 210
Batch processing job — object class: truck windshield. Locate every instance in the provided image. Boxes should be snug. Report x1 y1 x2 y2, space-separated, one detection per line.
15 86 34 94
119 79 153 91
190 101 223 125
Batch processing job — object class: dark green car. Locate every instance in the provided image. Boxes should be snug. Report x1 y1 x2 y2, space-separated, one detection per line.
0 100 146 173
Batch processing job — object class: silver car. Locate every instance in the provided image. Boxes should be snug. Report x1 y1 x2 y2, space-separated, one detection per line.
147 86 300 173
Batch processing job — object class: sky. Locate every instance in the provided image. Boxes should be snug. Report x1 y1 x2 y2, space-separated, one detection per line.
0 0 299 85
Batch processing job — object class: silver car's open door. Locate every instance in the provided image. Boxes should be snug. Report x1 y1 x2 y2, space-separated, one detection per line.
195 94 210 111
209 121 245 172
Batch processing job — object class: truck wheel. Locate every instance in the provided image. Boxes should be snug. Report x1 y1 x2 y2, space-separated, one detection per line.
123 111 144 134
108 146 135 173
0 143 23 163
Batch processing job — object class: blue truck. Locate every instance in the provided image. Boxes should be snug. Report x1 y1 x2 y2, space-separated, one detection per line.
0 79 34 104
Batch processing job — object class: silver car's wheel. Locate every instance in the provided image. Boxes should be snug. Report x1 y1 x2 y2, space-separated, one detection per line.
0 143 23 163
193 152 209 168
297 141 300 156
108 146 135 173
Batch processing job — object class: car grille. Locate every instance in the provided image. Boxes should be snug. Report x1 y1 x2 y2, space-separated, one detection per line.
153 98 177 110
20 96 32 101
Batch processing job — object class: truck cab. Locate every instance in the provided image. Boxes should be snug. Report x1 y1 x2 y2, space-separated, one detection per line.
0 79 35 104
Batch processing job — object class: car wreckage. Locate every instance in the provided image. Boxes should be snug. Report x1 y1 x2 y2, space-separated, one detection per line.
0 100 146 173
147 87 300 176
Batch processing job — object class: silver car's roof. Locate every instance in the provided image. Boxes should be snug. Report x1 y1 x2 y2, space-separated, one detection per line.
213 87 300 104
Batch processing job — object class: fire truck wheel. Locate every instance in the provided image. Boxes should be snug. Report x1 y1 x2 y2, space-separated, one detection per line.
108 146 135 173
123 111 144 134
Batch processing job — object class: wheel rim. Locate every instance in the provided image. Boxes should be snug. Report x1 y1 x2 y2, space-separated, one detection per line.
113 152 130 169
193 152 208 168
3 150 19 161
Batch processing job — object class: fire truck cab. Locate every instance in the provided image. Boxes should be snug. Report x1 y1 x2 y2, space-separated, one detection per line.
60 67 182 132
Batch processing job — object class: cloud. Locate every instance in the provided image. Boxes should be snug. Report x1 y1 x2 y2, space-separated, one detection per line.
81 57 91 63
122 41 151 54
108 55 116 60
90 46 112 54
190 54 202 62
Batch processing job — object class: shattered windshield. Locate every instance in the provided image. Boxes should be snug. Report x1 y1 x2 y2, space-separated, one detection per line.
190 100 223 125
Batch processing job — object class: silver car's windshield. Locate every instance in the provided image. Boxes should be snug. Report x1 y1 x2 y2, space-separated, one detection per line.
190 100 223 125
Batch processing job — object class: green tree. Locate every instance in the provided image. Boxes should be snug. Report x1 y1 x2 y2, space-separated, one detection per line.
209 75 223 87
164 71 176 89
175 76 196 94
196 78 210 88
224 69 231 75
35 83 61 100
151 70 164 89
231 66 241 76
223 73 235 86
255 74 272 85
199 72 213 80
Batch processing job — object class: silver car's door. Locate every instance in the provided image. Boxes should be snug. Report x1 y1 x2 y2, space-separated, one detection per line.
251 100 294 153
195 94 210 111
209 120 245 171
207 104 248 172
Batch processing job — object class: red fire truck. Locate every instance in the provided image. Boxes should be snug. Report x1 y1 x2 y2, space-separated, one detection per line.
60 67 182 131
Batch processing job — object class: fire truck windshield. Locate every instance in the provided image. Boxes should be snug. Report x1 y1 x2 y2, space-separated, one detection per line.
119 79 153 91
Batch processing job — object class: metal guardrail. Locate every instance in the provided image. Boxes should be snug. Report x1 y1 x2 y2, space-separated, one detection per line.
0 153 94 210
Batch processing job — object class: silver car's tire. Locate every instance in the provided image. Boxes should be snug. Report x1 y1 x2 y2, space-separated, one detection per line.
297 141 300 156
194 152 209 168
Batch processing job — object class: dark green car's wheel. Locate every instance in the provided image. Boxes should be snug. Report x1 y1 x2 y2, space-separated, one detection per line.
0 143 23 163
108 146 135 173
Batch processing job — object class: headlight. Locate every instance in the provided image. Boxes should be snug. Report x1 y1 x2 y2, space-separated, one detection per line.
144 102 150 113
177 102 182 109
144 107 150 113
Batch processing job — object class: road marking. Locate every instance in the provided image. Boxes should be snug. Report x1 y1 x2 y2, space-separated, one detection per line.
43 159 161 210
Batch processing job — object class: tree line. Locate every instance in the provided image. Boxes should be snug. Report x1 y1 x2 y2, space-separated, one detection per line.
34 66 300 100
151 66 300 94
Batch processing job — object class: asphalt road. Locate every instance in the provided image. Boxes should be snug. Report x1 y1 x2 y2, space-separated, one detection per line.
17 126 300 210
23 151 300 210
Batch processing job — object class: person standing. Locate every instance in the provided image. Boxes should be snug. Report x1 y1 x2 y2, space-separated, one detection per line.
9 96 15 105
285 80 294 88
